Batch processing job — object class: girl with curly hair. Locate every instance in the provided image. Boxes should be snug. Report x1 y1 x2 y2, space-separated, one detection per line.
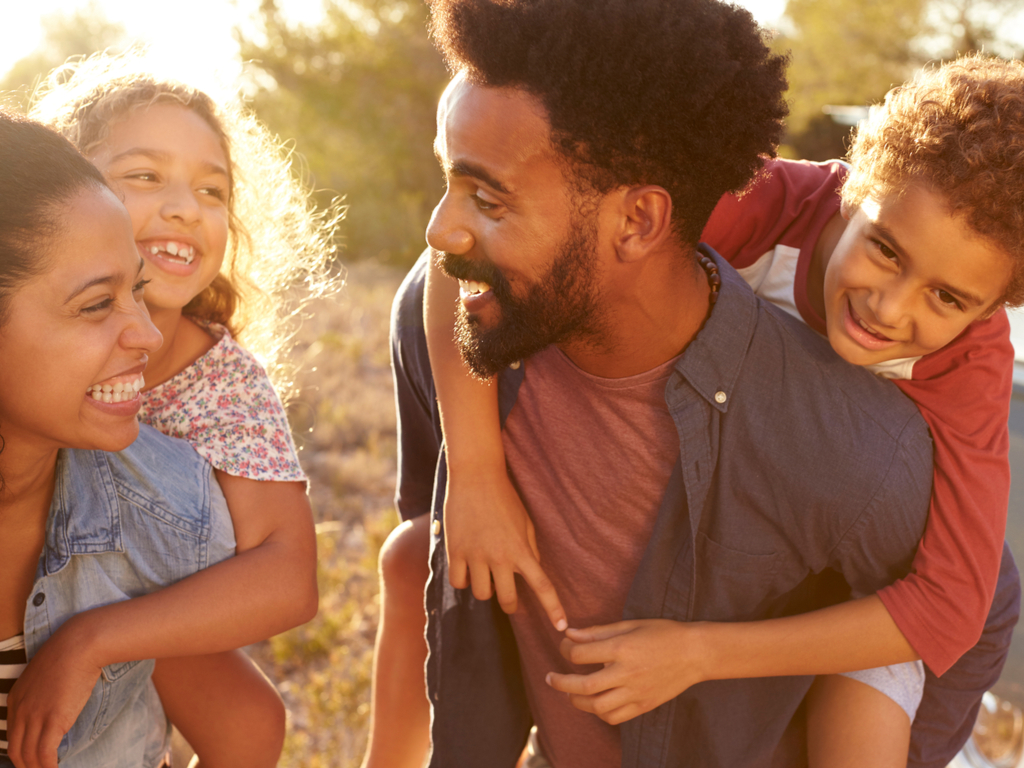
19 50 341 768
411 54 1024 767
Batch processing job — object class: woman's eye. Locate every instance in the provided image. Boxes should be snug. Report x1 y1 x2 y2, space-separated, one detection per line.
133 278 152 294
82 298 113 314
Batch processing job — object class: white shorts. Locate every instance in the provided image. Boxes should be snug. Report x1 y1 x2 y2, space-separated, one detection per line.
840 660 926 721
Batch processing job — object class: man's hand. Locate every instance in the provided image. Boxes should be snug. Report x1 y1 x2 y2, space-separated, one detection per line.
444 467 567 630
546 620 704 725
6 619 104 768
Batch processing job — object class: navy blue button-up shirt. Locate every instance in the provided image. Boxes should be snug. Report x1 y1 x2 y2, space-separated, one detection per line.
391 247 1019 768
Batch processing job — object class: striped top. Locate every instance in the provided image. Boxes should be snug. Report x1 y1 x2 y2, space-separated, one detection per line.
0 634 28 758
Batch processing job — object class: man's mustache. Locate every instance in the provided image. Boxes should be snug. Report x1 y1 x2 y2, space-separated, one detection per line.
434 250 511 297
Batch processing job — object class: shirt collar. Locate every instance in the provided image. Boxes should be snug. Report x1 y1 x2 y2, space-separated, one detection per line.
667 244 759 413
45 448 123 574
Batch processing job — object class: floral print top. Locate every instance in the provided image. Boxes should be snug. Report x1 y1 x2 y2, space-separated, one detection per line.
139 326 306 482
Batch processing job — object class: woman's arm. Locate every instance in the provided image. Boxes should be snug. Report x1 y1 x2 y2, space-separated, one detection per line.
424 254 565 628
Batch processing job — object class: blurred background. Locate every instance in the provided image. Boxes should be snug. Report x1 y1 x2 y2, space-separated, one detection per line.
4 1 1024 766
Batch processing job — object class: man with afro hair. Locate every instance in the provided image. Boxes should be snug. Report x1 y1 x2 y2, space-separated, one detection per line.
382 1 1017 766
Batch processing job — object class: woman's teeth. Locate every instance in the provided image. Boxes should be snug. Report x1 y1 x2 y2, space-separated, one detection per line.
87 374 145 403
148 242 195 265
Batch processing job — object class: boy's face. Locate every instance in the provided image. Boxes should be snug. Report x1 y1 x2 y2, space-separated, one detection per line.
823 184 1012 367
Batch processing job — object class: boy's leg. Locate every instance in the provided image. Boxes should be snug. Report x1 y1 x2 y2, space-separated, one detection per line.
361 514 433 768
806 667 919 768
152 650 285 768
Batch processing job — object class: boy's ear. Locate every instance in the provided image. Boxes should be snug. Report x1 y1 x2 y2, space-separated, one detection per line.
839 197 857 221
614 185 673 264
980 300 1007 320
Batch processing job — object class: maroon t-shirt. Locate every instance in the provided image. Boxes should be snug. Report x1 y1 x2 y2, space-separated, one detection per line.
503 345 680 768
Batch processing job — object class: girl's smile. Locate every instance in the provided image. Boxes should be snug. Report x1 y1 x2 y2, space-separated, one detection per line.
87 102 231 317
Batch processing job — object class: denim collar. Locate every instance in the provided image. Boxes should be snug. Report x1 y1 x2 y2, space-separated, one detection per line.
497 244 757 421
666 244 759 414
45 448 123 574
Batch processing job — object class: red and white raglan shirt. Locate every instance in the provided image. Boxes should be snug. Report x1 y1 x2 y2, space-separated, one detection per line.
701 158 1013 676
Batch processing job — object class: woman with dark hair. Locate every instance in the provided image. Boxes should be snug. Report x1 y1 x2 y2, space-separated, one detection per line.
0 110 235 768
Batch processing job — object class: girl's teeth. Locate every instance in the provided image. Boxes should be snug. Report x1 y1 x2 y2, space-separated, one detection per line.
87 375 145 401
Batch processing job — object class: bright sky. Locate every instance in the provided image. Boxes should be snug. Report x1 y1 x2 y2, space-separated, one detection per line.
0 0 789 85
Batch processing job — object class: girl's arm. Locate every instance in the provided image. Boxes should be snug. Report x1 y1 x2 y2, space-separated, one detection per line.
547 594 916 725
424 253 566 629
7 476 317 768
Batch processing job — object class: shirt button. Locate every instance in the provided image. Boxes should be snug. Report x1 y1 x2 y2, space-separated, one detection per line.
32 592 45 607
431 520 441 536
509 360 521 370
714 391 727 404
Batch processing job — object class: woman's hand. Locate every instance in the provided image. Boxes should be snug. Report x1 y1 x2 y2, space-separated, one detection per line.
444 466 567 631
6 618 103 768
545 620 706 725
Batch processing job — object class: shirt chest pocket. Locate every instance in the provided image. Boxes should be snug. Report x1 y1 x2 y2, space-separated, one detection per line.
694 532 792 621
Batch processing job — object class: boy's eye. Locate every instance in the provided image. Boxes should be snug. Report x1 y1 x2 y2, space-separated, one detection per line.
127 171 158 182
935 289 963 310
875 241 899 263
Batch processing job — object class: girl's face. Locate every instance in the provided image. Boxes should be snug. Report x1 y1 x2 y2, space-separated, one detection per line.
0 187 162 453
823 184 1013 367
88 102 231 315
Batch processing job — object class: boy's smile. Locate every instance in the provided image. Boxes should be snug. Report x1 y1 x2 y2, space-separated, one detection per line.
822 184 1013 367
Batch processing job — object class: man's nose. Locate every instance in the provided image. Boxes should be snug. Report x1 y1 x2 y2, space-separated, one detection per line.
426 190 473 255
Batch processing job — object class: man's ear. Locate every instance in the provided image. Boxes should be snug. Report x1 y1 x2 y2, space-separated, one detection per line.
614 185 673 264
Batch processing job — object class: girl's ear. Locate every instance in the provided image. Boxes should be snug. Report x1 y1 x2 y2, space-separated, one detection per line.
614 185 673 264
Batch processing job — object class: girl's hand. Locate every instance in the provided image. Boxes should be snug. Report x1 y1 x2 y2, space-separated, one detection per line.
546 620 706 725
6 619 103 768
444 467 567 631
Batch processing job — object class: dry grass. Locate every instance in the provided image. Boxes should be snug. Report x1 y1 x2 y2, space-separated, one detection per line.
247 259 407 767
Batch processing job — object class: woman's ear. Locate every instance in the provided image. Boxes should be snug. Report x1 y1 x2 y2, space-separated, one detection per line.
615 185 673 264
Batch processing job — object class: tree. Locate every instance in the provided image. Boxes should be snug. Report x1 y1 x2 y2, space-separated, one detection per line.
237 0 449 264
777 0 1023 160
0 2 125 112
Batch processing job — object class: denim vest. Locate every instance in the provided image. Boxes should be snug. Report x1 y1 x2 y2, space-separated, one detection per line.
2 425 234 768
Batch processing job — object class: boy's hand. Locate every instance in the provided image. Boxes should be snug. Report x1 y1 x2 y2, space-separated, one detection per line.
546 620 705 725
444 467 567 631
6 618 103 768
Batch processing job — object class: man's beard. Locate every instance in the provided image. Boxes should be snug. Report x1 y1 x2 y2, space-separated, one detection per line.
437 215 603 379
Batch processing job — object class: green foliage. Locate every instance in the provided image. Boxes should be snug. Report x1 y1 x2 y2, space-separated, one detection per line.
238 0 449 265
0 2 125 112
778 0 1024 160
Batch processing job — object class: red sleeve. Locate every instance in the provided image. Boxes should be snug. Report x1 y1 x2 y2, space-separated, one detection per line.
877 309 1014 676
701 157 846 269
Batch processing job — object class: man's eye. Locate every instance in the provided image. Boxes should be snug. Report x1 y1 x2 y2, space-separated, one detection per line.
470 194 495 210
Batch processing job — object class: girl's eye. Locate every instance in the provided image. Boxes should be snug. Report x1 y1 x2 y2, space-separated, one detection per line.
935 289 963 310
200 186 227 201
